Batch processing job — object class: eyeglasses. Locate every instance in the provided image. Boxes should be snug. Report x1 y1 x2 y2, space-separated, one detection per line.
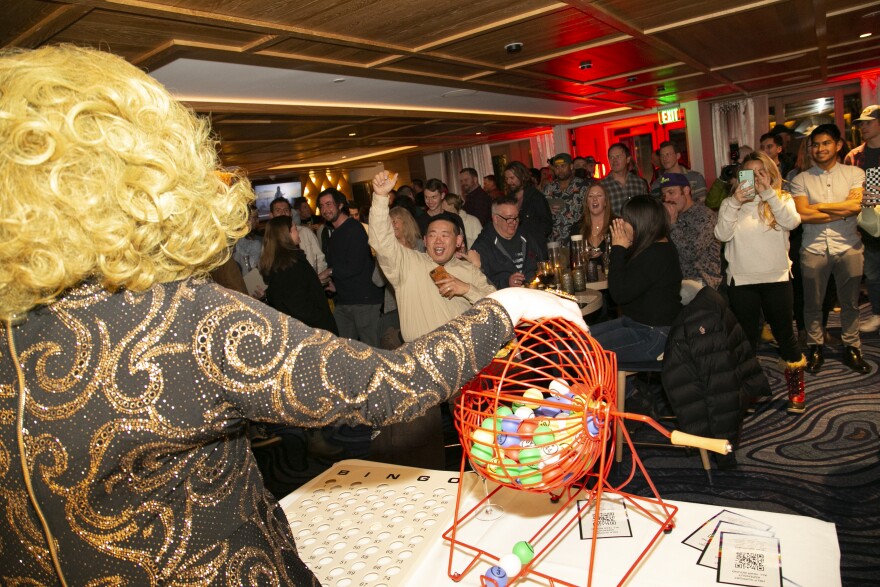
494 213 520 224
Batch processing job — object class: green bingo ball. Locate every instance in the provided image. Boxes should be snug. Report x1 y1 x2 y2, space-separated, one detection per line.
470 442 494 464
512 541 535 565
519 470 543 486
496 406 515 418
518 447 542 466
532 431 555 446
481 417 503 432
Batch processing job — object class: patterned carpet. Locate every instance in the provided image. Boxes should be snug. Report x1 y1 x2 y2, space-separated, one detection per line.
253 309 880 587
617 311 880 587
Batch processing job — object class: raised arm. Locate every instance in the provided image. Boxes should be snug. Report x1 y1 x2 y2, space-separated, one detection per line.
212 285 584 428
367 172 405 285
714 195 742 242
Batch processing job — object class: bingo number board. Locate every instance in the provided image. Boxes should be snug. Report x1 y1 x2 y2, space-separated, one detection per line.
278 460 459 587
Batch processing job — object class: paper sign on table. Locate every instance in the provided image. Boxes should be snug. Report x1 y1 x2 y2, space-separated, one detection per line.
697 521 775 569
717 532 782 587
683 509 773 551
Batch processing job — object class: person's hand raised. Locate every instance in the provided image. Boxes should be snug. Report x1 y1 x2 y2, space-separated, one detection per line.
372 171 399 197
610 218 633 248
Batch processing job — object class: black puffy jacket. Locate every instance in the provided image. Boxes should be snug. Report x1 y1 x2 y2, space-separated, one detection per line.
661 287 770 449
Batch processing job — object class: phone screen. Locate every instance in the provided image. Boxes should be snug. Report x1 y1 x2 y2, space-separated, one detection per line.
738 169 755 198
738 169 754 185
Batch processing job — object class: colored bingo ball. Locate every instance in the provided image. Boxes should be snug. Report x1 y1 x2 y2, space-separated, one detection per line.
484 565 509 587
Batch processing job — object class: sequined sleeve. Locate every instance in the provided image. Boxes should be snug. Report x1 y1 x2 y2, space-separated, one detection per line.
197 285 513 427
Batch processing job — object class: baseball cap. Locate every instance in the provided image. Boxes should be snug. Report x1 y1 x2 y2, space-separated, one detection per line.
855 105 880 123
550 153 572 165
658 172 690 188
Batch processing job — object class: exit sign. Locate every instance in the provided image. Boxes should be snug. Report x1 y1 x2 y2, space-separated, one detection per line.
658 108 681 125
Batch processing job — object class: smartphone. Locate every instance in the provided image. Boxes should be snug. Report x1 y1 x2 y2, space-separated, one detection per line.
738 169 755 198
429 265 450 283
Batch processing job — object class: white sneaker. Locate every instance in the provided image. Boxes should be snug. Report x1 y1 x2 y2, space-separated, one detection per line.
859 314 880 333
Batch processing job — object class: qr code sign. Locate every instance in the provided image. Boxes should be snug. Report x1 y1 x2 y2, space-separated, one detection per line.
734 552 765 572
597 512 616 527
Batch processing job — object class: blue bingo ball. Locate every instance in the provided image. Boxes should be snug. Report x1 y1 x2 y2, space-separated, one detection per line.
535 405 562 418
500 418 521 434
485 565 509 587
587 415 601 437
497 434 520 448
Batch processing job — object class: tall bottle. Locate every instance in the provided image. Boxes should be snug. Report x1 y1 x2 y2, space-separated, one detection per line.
570 235 586 291
603 228 612 280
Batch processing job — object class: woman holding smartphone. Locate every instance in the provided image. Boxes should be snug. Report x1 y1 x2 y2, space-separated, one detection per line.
714 152 805 414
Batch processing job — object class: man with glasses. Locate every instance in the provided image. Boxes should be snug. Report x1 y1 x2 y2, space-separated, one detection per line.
472 196 546 289
543 152 589 244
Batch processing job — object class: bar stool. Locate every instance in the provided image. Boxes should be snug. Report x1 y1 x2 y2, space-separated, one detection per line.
615 360 714 484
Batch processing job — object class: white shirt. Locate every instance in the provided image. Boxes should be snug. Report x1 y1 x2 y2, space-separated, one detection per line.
296 225 327 274
790 163 865 255
714 188 801 286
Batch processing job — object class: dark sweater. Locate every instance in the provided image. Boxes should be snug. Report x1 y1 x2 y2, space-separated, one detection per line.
265 252 339 334
472 223 545 289
520 185 553 241
325 217 383 305
608 241 682 326
463 186 492 225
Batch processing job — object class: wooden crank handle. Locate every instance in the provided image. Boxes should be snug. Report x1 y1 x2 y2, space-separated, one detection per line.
669 431 732 455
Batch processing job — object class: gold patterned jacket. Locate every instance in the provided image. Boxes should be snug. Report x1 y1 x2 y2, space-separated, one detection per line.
0 277 512 586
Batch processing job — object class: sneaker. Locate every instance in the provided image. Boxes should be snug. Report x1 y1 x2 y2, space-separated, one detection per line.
859 314 880 333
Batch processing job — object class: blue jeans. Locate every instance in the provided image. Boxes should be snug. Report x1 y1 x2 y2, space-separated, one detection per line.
589 316 670 364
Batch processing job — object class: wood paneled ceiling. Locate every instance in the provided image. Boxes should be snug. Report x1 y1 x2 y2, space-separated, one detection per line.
4 0 879 178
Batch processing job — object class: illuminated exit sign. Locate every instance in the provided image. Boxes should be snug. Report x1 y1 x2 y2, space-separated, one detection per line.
658 108 681 125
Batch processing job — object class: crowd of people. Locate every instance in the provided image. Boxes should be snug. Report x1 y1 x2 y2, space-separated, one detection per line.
226 110 880 424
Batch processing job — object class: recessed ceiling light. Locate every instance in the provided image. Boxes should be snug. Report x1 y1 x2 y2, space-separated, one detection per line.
860 32 872 38
348 132 357 136
626 76 638 83
505 42 523 54
579 60 592 70
475 132 482 135
341 155 347 159
333 78 346 83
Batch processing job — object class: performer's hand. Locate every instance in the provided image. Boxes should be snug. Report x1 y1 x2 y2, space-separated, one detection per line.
487 288 587 333
372 171 399 197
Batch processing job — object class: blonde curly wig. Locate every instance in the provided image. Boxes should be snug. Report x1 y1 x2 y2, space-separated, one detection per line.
0 45 253 320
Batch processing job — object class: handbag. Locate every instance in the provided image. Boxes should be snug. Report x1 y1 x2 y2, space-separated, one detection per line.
858 206 880 237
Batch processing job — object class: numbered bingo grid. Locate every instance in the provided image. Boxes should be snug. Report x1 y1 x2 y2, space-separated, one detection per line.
279 460 459 587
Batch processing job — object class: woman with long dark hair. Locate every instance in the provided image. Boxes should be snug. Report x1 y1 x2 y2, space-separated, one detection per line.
588 195 682 362
261 215 338 334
